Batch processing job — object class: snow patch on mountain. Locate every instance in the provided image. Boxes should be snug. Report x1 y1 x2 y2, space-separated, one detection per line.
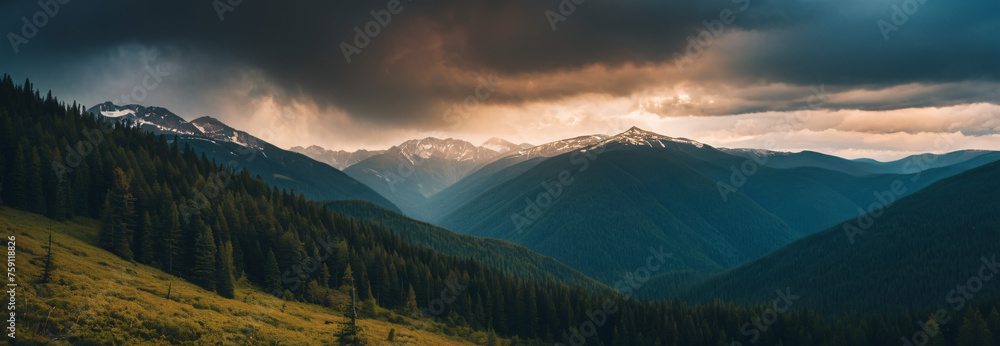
87 102 263 149
509 135 610 159
101 109 135 118
594 127 706 149
481 137 525 155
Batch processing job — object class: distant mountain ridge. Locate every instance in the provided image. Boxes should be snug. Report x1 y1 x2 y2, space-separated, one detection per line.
481 137 533 154
289 145 385 170
296 138 535 170
91 102 266 148
329 137 534 216
86 102 401 212
722 148 1000 176
435 127 1000 291
439 127 801 284
91 101 205 137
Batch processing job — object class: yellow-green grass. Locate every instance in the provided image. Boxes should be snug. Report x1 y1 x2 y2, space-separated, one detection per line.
1 207 492 345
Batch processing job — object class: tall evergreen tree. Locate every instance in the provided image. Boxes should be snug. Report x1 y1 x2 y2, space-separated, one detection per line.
320 263 331 288
49 148 68 221
403 284 419 317
26 148 44 214
40 232 54 283
926 313 946 346
190 219 217 291
335 264 365 345
99 167 135 260
264 249 281 295
8 144 25 209
957 309 993 346
164 203 182 274
71 161 90 217
138 212 154 264
987 308 1000 345
216 240 235 298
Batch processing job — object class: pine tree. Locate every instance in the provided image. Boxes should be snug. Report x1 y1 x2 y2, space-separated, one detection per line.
335 264 366 345
403 284 419 317
164 203 182 274
987 308 1000 345
525 285 539 337
264 249 282 295
40 232 54 283
99 168 135 260
957 309 993 346
231 238 244 279
59 171 71 219
716 330 729 346
927 313 946 346
138 212 154 264
341 264 354 290
216 240 235 298
486 330 499 346
26 148 44 214
8 144 25 209
49 148 68 221
320 263 331 287
376 264 389 305
190 219 217 291
71 161 90 217
306 280 325 304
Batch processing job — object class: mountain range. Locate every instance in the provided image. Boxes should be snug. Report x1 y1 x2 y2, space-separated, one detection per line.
433 127 1000 291
86 102 401 212
84 100 1000 304
288 145 384 170
334 137 532 216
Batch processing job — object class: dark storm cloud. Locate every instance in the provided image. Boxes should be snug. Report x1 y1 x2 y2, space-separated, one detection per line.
1 0 997 127
718 1 1000 87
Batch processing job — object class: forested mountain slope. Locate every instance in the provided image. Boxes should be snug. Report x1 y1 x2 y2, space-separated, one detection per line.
682 160 1000 315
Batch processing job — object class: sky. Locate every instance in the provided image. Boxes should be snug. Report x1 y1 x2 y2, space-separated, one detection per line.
2 0 999 160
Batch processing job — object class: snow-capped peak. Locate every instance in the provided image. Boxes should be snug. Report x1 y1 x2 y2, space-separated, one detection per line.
392 137 497 163
190 116 262 148
719 148 791 158
481 137 522 154
86 102 264 149
289 145 385 169
508 134 610 159
89 102 202 136
595 126 705 149
190 116 234 134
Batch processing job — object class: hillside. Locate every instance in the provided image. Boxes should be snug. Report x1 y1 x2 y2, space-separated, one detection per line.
322 200 608 292
4 208 484 345
681 160 1000 315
